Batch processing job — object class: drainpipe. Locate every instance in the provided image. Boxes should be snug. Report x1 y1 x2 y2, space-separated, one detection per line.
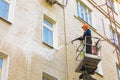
57 0 69 80
63 3 69 80
56 0 69 79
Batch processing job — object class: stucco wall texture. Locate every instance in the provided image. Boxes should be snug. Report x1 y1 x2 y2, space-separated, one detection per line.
0 0 120 80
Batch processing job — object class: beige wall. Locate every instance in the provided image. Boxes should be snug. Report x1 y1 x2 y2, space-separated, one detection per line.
0 0 120 80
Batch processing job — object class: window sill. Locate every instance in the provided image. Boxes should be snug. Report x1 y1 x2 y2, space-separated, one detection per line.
0 16 12 24
95 72 104 77
43 41 54 49
73 15 97 31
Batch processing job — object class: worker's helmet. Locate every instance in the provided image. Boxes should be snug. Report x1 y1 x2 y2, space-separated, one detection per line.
82 24 89 29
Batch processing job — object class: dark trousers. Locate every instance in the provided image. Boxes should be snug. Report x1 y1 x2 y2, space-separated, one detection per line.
86 44 92 54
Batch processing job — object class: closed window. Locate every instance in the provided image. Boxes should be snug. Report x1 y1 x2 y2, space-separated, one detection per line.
0 58 3 79
106 0 114 9
43 77 49 80
118 68 120 80
0 52 9 80
96 61 103 75
42 72 57 80
0 0 9 19
0 0 16 22
42 15 58 49
117 65 120 80
43 19 53 46
110 29 119 46
77 1 92 25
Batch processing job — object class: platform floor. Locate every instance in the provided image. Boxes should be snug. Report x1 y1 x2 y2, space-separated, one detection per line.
75 53 101 73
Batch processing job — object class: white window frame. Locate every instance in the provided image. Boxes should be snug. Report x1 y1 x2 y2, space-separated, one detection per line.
114 33 119 45
117 68 120 80
0 51 9 80
96 61 103 76
113 1 119 13
42 15 58 49
110 28 114 42
106 0 114 7
0 0 16 23
95 48 103 76
117 64 120 80
42 71 58 80
76 0 92 25
110 28 119 46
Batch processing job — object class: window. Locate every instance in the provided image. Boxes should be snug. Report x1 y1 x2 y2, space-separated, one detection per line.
106 0 114 9
96 61 103 76
42 72 57 80
0 0 9 20
117 65 120 80
118 36 120 48
114 33 119 45
42 15 58 48
110 29 119 46
0 0 15 22
118 68 120 80
43 77 49 80
0 58 3 79
77 1 92 25
0 52 9 80
43 19 53 47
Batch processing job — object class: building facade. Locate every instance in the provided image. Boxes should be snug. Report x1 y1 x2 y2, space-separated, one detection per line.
0 0 120 80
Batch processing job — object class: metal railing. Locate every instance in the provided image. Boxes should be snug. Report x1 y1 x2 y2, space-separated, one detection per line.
75 36 101 61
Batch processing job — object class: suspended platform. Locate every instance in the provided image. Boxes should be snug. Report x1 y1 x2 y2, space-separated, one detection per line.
75 53 101 73
75 37 102 75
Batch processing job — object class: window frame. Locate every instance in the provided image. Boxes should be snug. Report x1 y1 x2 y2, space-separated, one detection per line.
95 48 103 76
116 63 120 80
43 19 54 47
0 51 9 80
95 61 103 76
42 15 58 49
76 1 92 25
110 28 119 46
106 0 115 9
117 67 120 80
42 72 58 80
0 0 15 23
0 0 9 20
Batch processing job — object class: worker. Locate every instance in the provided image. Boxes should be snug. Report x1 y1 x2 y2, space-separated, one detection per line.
71 24 92 54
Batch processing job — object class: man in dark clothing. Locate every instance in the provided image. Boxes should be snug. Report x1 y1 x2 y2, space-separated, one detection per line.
71 24 92 54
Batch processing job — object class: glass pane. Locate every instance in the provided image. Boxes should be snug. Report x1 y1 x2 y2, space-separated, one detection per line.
114 33 118 45
85 11 88 23
43 27 53 46
110 29 113 41
0 58 3 68
77 2 80 16
43 77 49 80
44 20 52 28
0 57 2 79
118 68 120 79
80 5 85 20
77 2 92 25
87 11 92 25
0 0 9 19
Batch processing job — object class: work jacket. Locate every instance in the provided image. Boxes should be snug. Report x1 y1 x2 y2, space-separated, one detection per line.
74 29 92 45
